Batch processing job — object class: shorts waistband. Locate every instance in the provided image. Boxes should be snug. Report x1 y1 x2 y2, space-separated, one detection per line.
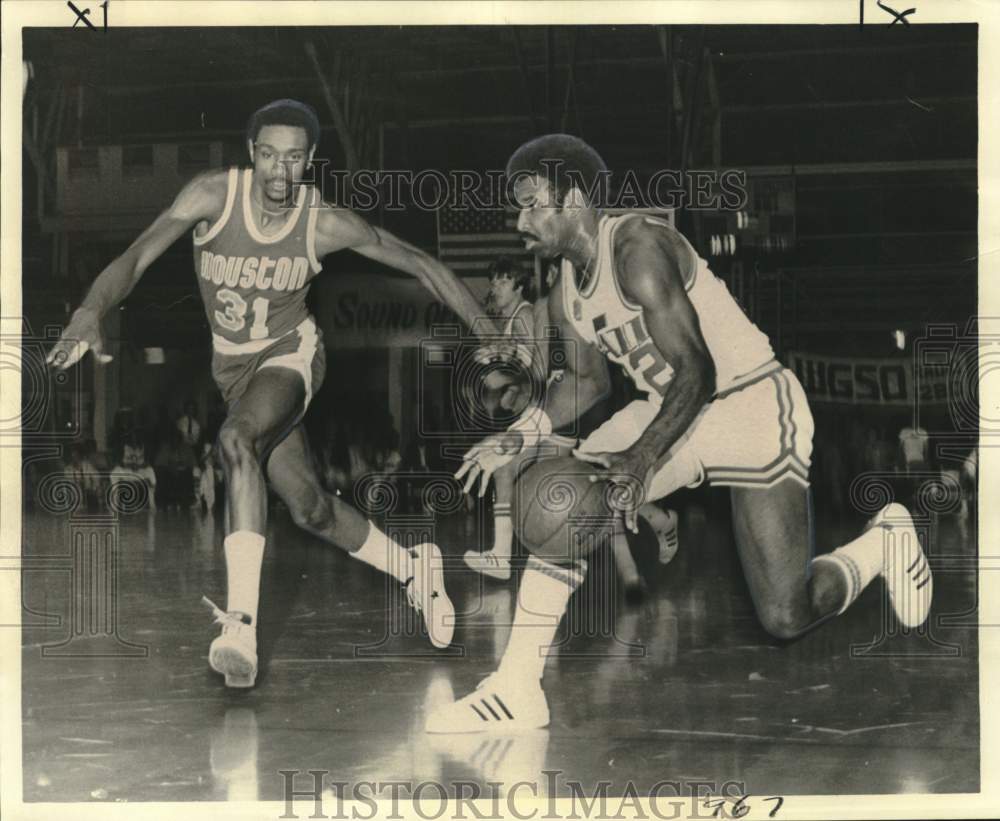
212 318 313 356
714 359 783 399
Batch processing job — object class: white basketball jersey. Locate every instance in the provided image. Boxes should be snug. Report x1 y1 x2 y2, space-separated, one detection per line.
561 214 775 402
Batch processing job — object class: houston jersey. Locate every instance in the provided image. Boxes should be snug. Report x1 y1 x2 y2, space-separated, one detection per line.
193 168 323 346
562 214 775 401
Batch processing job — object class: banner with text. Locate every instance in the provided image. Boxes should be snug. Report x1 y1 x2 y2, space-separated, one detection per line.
313 273 490 349
788 351 950 406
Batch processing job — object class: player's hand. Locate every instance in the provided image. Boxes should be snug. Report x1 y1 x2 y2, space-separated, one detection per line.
455 431 524 497
45 308 113 370
572 446 655 534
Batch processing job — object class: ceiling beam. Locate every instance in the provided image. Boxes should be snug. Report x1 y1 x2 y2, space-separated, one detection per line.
713 40 974 62
725 95 975 114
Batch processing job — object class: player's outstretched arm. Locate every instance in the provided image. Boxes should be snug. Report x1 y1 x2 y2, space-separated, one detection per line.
318 206 498 336
46 171 228 369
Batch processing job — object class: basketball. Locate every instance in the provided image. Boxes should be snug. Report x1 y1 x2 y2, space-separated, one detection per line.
512 455 620 562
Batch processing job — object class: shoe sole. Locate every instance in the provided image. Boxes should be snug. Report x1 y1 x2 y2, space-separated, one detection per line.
463 553 512 581
425 717 549 734
464 561 512 581
210 647 257 688
422 544 456 649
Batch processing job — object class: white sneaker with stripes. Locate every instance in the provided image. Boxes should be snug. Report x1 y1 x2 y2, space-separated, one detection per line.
463 550 512 581
424 672 549 733
869 503 933 628
203 597 257 688
639 505 680 565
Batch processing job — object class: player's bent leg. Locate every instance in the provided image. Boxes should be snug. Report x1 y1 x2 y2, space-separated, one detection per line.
208 367 305 688
425 554 585 733
611 517 646 604
463 458 515 580
265 425 369 548
730 481 847 640
266 425 455 648
217 367 306 533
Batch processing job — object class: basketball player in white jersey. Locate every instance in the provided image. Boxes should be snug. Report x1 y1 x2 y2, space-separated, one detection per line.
468 258 679 594
427 134 932 731
47 99 494 688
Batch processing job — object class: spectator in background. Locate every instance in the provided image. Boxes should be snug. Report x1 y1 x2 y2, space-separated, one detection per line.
898 424 929 472
863 426 895 473
205 398 227 447
192 440 217 513
110 438 158 513
177 400 201 450
318 419 353 496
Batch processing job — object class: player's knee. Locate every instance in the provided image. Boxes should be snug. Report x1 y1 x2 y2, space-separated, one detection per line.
289 495 332 533
218 419 258 469
757 606 807 641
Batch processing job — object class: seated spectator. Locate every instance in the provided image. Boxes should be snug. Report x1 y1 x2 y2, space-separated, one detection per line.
110 438 158 513
192 440 217 513
176 400 201 450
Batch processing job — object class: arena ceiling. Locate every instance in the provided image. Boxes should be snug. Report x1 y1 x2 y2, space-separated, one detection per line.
23 24 977 171
20 24 979 350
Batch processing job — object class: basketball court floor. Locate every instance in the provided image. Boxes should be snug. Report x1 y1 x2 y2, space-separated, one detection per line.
20 493 978 802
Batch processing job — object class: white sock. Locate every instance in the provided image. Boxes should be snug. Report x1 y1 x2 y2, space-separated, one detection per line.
352 521 414 584
812 526 885 614
224 530 266 625
492 504 513 560
497 555 587 682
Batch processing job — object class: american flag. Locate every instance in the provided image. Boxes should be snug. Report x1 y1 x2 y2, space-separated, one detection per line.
436 206 535 276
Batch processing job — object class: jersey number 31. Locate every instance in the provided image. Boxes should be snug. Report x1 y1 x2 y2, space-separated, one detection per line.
215 289 270 339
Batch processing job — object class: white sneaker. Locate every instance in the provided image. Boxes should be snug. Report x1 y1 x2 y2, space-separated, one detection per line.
203 596 258 688
639 506 680 565
463 550 512 581
867 503 933 628
406 543 455 649
424 672 549 733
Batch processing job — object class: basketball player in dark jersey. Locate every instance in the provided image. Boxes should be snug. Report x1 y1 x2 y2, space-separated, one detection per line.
428 134 932 732
47 100 491 688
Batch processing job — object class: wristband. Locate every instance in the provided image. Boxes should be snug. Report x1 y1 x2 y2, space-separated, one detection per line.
508 406 553 449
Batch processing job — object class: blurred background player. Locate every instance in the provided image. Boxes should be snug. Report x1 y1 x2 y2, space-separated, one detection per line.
465 256 679 596
431 134 932 732
464 257 576 580
48 99 493 688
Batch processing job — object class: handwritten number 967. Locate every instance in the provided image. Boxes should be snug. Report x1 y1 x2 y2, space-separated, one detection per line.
703 795 784 819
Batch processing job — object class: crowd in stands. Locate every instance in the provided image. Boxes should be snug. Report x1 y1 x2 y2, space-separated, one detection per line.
37 395 976 531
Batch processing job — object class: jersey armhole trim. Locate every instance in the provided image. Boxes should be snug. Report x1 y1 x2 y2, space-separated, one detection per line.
306 188 322 273
193 168 238 247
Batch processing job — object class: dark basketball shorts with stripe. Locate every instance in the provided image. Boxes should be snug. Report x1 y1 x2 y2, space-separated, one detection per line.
211 318 326 412
576 361 814 498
